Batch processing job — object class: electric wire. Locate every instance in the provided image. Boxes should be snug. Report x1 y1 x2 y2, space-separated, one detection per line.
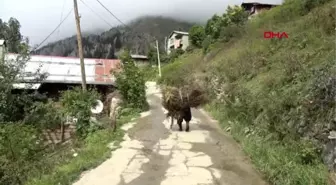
80 0 114 28
31 8 73 52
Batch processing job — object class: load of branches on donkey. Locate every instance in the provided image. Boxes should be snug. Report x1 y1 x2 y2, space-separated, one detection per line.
161 85 208 132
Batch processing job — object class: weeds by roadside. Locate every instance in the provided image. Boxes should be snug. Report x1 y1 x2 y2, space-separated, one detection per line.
205 103 329 185
25 107 141 185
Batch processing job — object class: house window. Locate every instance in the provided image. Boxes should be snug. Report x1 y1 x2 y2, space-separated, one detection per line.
175 34 182 39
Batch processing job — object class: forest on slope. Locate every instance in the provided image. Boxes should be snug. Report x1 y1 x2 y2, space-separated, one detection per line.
159 0 336 184
33 16 193 58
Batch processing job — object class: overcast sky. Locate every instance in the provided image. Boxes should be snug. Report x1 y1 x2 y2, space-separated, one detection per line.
0 0 283 46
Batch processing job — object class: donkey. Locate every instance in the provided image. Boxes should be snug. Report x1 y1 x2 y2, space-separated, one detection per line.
167 106 192 132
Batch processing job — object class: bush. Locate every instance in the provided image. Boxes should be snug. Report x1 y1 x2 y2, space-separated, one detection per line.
204 5 248 42
202 36 214 54
158 61 186 86
0 123 44 184
185 45 196 53
167 48 185 63
114 50 148 110
220 24 245 42
23 100 63 130
141 66 159 81
205 14 222 40
60 87 100 137
189 25 205 48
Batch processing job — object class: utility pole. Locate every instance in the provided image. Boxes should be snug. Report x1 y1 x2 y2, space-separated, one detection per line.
73 0 87 91
155 40 161 78
164 37 167 53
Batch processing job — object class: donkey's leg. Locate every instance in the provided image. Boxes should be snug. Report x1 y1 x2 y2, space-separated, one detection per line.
185 121 190 132
177 117 183 131
170 116 174 129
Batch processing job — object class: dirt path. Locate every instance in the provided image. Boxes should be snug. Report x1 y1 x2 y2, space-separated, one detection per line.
73 82 268 185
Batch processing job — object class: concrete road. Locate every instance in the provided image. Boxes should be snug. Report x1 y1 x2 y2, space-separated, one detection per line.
73 82 268 185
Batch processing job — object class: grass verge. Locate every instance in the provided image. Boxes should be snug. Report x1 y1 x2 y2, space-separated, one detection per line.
141 66 159 81
25 108 141 185
205 102 330 185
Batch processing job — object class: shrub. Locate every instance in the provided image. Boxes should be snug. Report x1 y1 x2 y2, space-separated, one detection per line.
204 5 248 42
0 123 44 184
167 48 185 63
202 36 214 54
205 14 222 40
114 50 148 110
185 45 196 53
141 66 158 81
23 100 63 130
220 24 246 42
60 87 100 137
189 25 205 48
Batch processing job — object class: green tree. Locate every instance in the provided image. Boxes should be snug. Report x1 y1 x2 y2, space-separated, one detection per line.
0 17 53 184
189 25 205 48
0 18 23 53
204 6 248 41
0 19 30 122
222 5 248 25
205 14 222 40
147 47 157 65
114 50 148 110
60 87 100 137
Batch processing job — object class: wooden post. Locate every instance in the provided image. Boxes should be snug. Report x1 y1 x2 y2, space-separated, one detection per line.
164 37 167 53
156 40 161 77
73 0 87 91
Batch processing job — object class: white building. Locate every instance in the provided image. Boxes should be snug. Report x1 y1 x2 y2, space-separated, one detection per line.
166 31 189 55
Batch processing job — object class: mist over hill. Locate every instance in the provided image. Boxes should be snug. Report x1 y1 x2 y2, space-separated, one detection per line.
34 16 194 58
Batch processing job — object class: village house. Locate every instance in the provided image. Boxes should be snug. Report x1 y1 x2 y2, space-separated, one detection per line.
241 1 281 19
166 31 189 55
130 54 149 67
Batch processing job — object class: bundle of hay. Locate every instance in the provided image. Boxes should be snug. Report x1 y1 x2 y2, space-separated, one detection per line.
161 85 208 115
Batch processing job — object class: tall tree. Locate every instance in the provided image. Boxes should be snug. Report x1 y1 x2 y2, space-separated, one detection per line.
0 18 23 53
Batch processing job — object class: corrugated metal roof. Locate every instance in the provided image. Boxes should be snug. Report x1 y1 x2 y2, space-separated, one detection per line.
241 0 282 5
172 31 189 35
168 31 189 39
5 53 121 85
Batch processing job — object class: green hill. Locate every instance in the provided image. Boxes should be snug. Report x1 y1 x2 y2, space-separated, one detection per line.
34 16 193 58
159 0 335 184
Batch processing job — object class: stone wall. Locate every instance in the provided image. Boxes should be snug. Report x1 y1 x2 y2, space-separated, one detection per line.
42 124 76 145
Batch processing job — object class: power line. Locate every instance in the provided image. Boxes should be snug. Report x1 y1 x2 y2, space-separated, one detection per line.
94 0 153 40
93 0 158 54
57 0 67 37
31 8 73 52
80 0 114 28
94 0 129 28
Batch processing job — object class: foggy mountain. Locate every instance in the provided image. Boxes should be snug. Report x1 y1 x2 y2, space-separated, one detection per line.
33 16 193 58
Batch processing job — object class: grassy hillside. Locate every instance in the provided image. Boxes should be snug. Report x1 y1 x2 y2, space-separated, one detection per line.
159 0 335 184
34 16 193 58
